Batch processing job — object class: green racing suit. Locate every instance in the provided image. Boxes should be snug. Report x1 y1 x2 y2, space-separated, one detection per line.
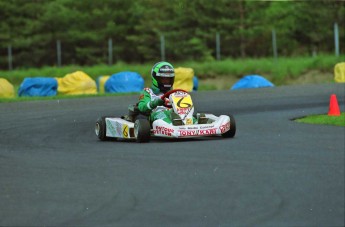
137 87 198 125
137 87 174 124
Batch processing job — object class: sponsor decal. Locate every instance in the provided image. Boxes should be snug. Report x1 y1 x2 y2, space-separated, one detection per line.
157 73 174 77
159 67 174 72
199 128 217 135
200 125 215 129
107 119 117 136
122 124 129 138
155 111 167 119
153 126 174 136
178 128 217 137
186 118 193 125
177 108 189 115
173 91 188 97
219 122 230 133
178 130 199 136
115 122 122 136
106 120 129 137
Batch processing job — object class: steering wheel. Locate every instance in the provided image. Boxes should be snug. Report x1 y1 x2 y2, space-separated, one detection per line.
161 89 188 100
160 89 189 108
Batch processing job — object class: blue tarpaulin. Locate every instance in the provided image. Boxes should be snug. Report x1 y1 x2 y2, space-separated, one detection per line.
231 75 274 90
18 77 58 97
193 76 199 91
105 72 144 93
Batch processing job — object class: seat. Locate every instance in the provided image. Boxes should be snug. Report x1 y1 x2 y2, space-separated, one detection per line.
197 113 208 124
121 104 148 122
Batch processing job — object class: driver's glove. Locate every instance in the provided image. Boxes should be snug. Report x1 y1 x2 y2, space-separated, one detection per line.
149 98 164 109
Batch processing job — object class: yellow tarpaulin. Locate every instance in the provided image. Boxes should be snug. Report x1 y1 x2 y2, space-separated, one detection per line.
97 75 110 94
173 67 194 92
56 71 97 95
334 62 345 83
0 78 15 98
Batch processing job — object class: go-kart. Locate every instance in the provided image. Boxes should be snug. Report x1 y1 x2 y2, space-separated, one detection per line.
95 89 236 142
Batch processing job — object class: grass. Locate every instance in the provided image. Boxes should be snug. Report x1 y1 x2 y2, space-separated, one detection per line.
295 113 345 127
0 91 140 103
1 54 343 86
0 54 344 102
184 54 343 83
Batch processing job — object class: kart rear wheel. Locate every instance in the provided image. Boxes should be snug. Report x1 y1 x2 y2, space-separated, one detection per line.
95 116 108 141
222 114 236 138
134 119 151 143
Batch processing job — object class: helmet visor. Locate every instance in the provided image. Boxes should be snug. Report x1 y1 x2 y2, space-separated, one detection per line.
157 76 174 91
158 77 174 86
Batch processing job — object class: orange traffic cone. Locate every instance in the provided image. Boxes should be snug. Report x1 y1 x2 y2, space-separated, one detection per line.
328 94 341 116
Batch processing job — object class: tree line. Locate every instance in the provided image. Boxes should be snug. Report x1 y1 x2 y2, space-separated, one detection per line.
0 0 344 69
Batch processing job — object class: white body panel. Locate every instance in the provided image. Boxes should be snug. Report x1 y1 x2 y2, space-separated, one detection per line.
151 114 231 138
105 118 135 139
103 114 232 139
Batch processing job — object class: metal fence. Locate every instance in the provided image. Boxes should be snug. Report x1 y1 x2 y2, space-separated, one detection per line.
4 23 341 70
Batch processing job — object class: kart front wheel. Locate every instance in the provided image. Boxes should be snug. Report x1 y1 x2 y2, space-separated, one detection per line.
95 116 108 141
134 119 151 143
222 115 236 138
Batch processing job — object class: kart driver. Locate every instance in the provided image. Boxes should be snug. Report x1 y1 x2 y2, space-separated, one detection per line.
137 61 182 125
126 61 206 125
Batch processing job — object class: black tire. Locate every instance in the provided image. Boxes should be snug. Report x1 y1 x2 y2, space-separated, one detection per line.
134 119 151 143
95 116 108 141
222 114 236 138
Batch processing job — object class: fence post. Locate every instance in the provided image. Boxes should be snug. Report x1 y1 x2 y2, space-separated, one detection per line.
57 40 62 67
334 23 340 57
160 35 165 61
108 38 113 65
216 32 221 61
272 29 278 61
8 45 13 70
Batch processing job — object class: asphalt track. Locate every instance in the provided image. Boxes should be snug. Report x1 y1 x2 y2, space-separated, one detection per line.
0 83 344 227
